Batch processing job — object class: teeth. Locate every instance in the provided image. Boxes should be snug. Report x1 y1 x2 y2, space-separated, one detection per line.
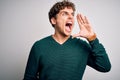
67 22 72 24
65 21 73 28
66 22 72 26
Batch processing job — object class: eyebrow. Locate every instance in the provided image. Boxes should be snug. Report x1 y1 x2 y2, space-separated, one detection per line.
59 10 74 15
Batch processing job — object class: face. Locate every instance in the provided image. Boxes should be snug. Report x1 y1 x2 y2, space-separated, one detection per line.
51 7 75 37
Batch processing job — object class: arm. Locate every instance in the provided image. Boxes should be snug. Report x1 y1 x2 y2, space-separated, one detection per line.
23 42 40 80
87 38 111 72
72 14 111 72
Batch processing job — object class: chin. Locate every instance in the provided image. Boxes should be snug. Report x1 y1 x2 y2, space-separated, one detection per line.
63 29 72 37
64 32 71 37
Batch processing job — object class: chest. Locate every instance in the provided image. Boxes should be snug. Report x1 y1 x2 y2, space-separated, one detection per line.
39 43 89 68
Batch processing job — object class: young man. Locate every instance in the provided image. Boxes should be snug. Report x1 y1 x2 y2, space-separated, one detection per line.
23 0 111 80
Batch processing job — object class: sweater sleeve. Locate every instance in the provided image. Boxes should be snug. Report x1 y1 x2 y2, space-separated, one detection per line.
87 38 111 72
23 42 40 80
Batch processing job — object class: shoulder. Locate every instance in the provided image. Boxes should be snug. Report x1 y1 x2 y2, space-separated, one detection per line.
72 37 88 45
72 37 91 49
35 35 51 44
32 35 52 48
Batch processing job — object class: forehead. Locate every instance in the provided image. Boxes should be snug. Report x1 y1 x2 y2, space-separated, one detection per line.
59 7 74 13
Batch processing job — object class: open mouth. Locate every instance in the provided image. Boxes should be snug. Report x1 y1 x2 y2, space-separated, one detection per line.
66 22 72 27
65 22 72 32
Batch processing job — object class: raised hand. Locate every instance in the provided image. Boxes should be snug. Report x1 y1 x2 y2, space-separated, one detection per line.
72 14 96 41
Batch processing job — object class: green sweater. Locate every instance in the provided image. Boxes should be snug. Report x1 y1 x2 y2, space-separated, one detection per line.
24 36 111 80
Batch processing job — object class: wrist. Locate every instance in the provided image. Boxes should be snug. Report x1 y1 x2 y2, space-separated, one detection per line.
87 33 97 41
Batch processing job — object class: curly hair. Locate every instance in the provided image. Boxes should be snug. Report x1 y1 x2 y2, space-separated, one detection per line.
48 0 76 27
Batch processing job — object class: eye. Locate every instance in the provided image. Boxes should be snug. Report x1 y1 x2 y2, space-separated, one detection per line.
72 12 75 16
61 12 68 16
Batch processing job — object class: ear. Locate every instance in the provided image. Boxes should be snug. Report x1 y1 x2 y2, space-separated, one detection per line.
51 17 56 25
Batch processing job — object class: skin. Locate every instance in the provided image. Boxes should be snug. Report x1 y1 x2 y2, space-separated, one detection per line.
73 14 96 41
51 7 96 44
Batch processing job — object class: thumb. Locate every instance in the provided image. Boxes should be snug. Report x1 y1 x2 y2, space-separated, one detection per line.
72 33 81 38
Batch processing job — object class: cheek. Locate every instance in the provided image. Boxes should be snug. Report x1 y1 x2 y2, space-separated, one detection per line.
56 15 68 28
72 19 75 26
57 18 66 26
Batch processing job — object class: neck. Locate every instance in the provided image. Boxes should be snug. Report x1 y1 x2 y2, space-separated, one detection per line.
52 33 70 44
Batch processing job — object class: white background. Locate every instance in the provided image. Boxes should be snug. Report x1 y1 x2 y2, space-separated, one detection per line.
0 0 120 80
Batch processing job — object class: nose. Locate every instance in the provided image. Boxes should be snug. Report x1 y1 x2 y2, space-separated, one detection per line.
68 14 74 19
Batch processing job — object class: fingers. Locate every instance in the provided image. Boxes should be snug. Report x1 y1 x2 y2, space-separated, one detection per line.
77 14 86 30
77 14 84 24
73 14 87 38
76 14 81 25
84 16 89 24
73 14 94 39
77 14 89 24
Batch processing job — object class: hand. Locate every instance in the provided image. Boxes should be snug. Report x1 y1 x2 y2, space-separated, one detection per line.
72 14 96 41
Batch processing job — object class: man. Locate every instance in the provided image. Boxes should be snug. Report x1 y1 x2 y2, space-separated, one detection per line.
23 0 111 80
